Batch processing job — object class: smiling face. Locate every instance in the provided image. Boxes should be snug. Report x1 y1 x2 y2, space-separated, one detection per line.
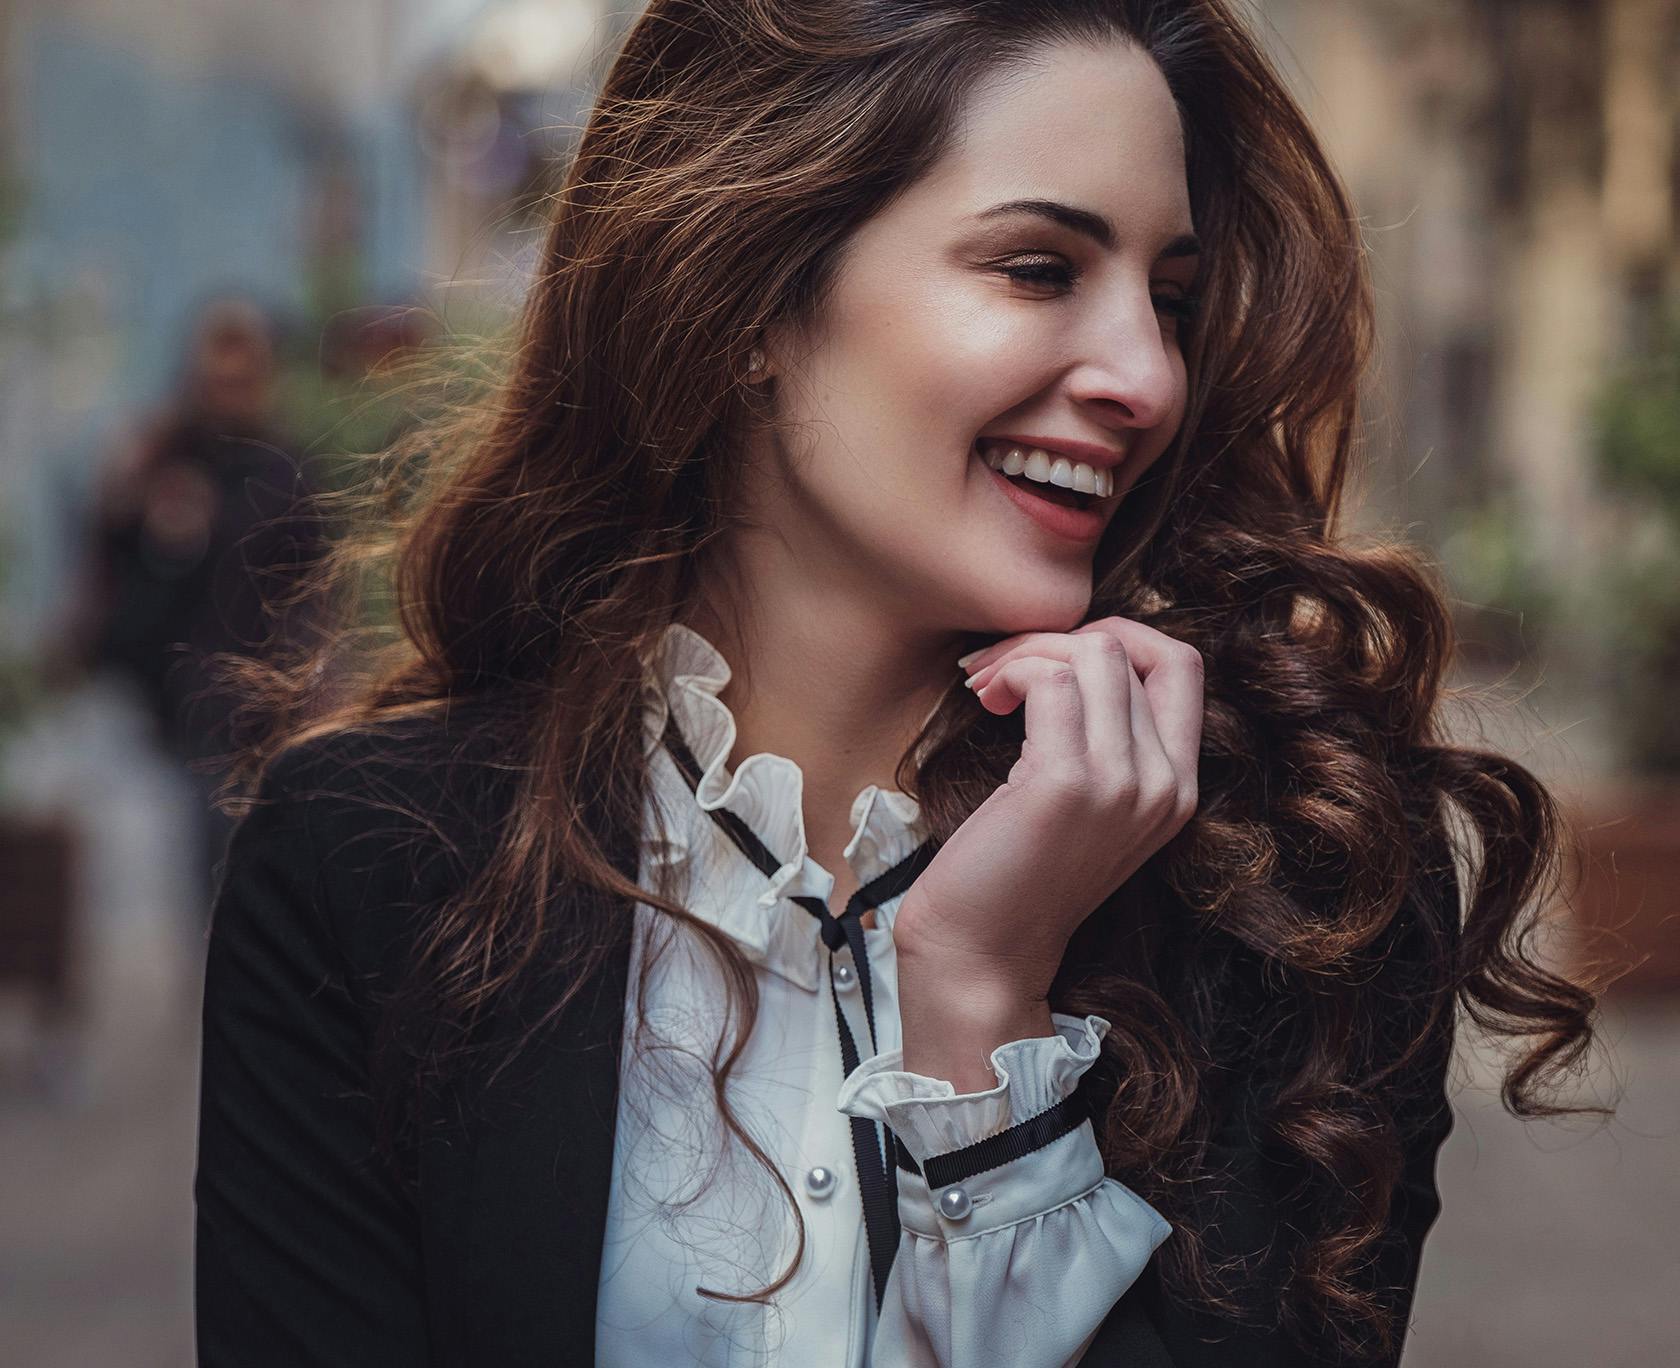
751 35 1198 637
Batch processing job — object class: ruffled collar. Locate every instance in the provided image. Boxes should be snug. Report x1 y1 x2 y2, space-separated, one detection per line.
637 621 933 990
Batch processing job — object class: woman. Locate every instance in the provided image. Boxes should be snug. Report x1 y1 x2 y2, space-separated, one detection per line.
194 3 1598 1365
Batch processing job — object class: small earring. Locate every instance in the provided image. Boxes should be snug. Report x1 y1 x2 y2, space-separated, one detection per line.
745 347 767 379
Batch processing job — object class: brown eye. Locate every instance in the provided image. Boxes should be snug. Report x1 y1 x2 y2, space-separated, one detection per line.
1152 290 1201 322
1000 257 1077 289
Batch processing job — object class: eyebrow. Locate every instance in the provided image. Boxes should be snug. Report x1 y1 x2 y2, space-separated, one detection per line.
972 198 1201 259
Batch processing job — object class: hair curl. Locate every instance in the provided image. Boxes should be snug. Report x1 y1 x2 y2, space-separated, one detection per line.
222 1 1602 1358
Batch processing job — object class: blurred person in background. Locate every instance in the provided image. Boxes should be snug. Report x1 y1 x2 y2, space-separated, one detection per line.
194 3 1602 1366
56 294 328 925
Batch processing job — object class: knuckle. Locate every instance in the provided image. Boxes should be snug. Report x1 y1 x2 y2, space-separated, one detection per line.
993 657 1026 684
1123 759 1177 812
1144 773 1180 817
1046 760 1097 801
1100 764 1141 805
1069 635 1108 667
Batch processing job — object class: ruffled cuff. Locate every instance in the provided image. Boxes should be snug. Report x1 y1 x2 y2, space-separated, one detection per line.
837 1014 1172 1245
835 1012 1108 1164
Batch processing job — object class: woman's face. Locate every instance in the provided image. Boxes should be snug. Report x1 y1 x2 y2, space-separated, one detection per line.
755 37 1197 638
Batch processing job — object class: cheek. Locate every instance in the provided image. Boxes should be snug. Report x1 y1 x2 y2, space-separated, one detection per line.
832 269 1043 447
1166 352 1191 433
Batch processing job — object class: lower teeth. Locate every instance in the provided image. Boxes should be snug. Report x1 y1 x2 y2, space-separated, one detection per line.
1006 473 1088 510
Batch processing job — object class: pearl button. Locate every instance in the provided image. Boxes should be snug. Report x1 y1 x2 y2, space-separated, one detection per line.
937 1186 973 1221
804 1165 837 1200
833 962 857 990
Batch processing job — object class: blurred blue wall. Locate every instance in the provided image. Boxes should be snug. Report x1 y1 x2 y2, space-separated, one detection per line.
6 14 428 633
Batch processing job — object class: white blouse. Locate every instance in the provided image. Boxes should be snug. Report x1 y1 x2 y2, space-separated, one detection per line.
593 622 1170 1367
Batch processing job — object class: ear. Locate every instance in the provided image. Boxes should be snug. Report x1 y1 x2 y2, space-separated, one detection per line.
747 319 799 386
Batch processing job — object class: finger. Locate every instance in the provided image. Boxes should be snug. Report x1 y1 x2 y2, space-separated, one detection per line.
966 620 1177 691
964 631 1075 691
976 655 1087 763
1066 632 1136 770
1101 640 1178 806
1068 635 1183 824
964 620 1204 784
956 630 1048 676
973 652 1071 713
1070 619 1203 781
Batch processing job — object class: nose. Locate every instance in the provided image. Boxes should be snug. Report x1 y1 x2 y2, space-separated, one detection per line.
1064 286 1184 433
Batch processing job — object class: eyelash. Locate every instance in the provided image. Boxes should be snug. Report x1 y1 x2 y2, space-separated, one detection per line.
999 258 1202 321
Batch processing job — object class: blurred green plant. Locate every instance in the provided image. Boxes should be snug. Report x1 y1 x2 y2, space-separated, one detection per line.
0 532 45 783
276 314 511 494
272 315 513 644
1590 309 1680 774
1437 491 1562 661
276 358 418 494
1597 316 1680 508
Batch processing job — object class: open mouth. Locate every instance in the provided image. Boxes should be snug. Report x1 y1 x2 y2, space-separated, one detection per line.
999 472 1094 511
973 440 1101 512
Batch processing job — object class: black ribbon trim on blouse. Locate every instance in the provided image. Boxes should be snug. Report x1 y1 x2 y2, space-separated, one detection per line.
892 1070 1100 1190
660 710 938 1309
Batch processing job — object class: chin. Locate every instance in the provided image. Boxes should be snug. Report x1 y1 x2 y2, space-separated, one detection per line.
973 572 1094 637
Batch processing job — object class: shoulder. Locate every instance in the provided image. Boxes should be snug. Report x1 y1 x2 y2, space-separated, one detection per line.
233 696 527 992
257 696 523 841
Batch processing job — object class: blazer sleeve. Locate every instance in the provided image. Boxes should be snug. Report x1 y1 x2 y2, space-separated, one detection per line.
1078 856 1462 1368
194 746 431 1366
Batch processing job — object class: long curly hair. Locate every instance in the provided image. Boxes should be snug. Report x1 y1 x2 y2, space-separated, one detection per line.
224 0 1601 1359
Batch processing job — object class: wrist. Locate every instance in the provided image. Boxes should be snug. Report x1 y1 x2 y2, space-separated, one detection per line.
893 901 1061 1014
896 955 1056 1092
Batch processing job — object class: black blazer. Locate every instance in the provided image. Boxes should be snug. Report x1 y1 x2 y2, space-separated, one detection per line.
194 711 1458 1366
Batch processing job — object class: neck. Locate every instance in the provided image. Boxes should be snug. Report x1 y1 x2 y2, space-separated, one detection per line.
682 559 965 851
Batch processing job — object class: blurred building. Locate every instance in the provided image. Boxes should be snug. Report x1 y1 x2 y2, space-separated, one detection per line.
0 0 633 653
1259 1 1679 691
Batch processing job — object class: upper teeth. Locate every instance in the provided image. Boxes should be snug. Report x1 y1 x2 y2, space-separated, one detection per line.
978 441 1113 498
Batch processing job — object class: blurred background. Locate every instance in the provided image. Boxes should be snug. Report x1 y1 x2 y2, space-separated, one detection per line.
1 1 1675 1363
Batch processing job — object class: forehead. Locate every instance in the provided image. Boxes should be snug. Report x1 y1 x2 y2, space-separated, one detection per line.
908 37 1191 237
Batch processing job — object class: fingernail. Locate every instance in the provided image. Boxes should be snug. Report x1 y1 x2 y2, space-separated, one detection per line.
957 649 983 670
963 672 982 690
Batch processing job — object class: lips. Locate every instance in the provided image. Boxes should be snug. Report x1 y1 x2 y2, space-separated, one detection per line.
1002 470 1089 509
974 438 1117 502
974 443 1108 543
975 434 1126 475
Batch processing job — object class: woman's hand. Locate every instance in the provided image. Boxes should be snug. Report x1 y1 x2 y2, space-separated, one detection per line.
893 618 1204 1088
